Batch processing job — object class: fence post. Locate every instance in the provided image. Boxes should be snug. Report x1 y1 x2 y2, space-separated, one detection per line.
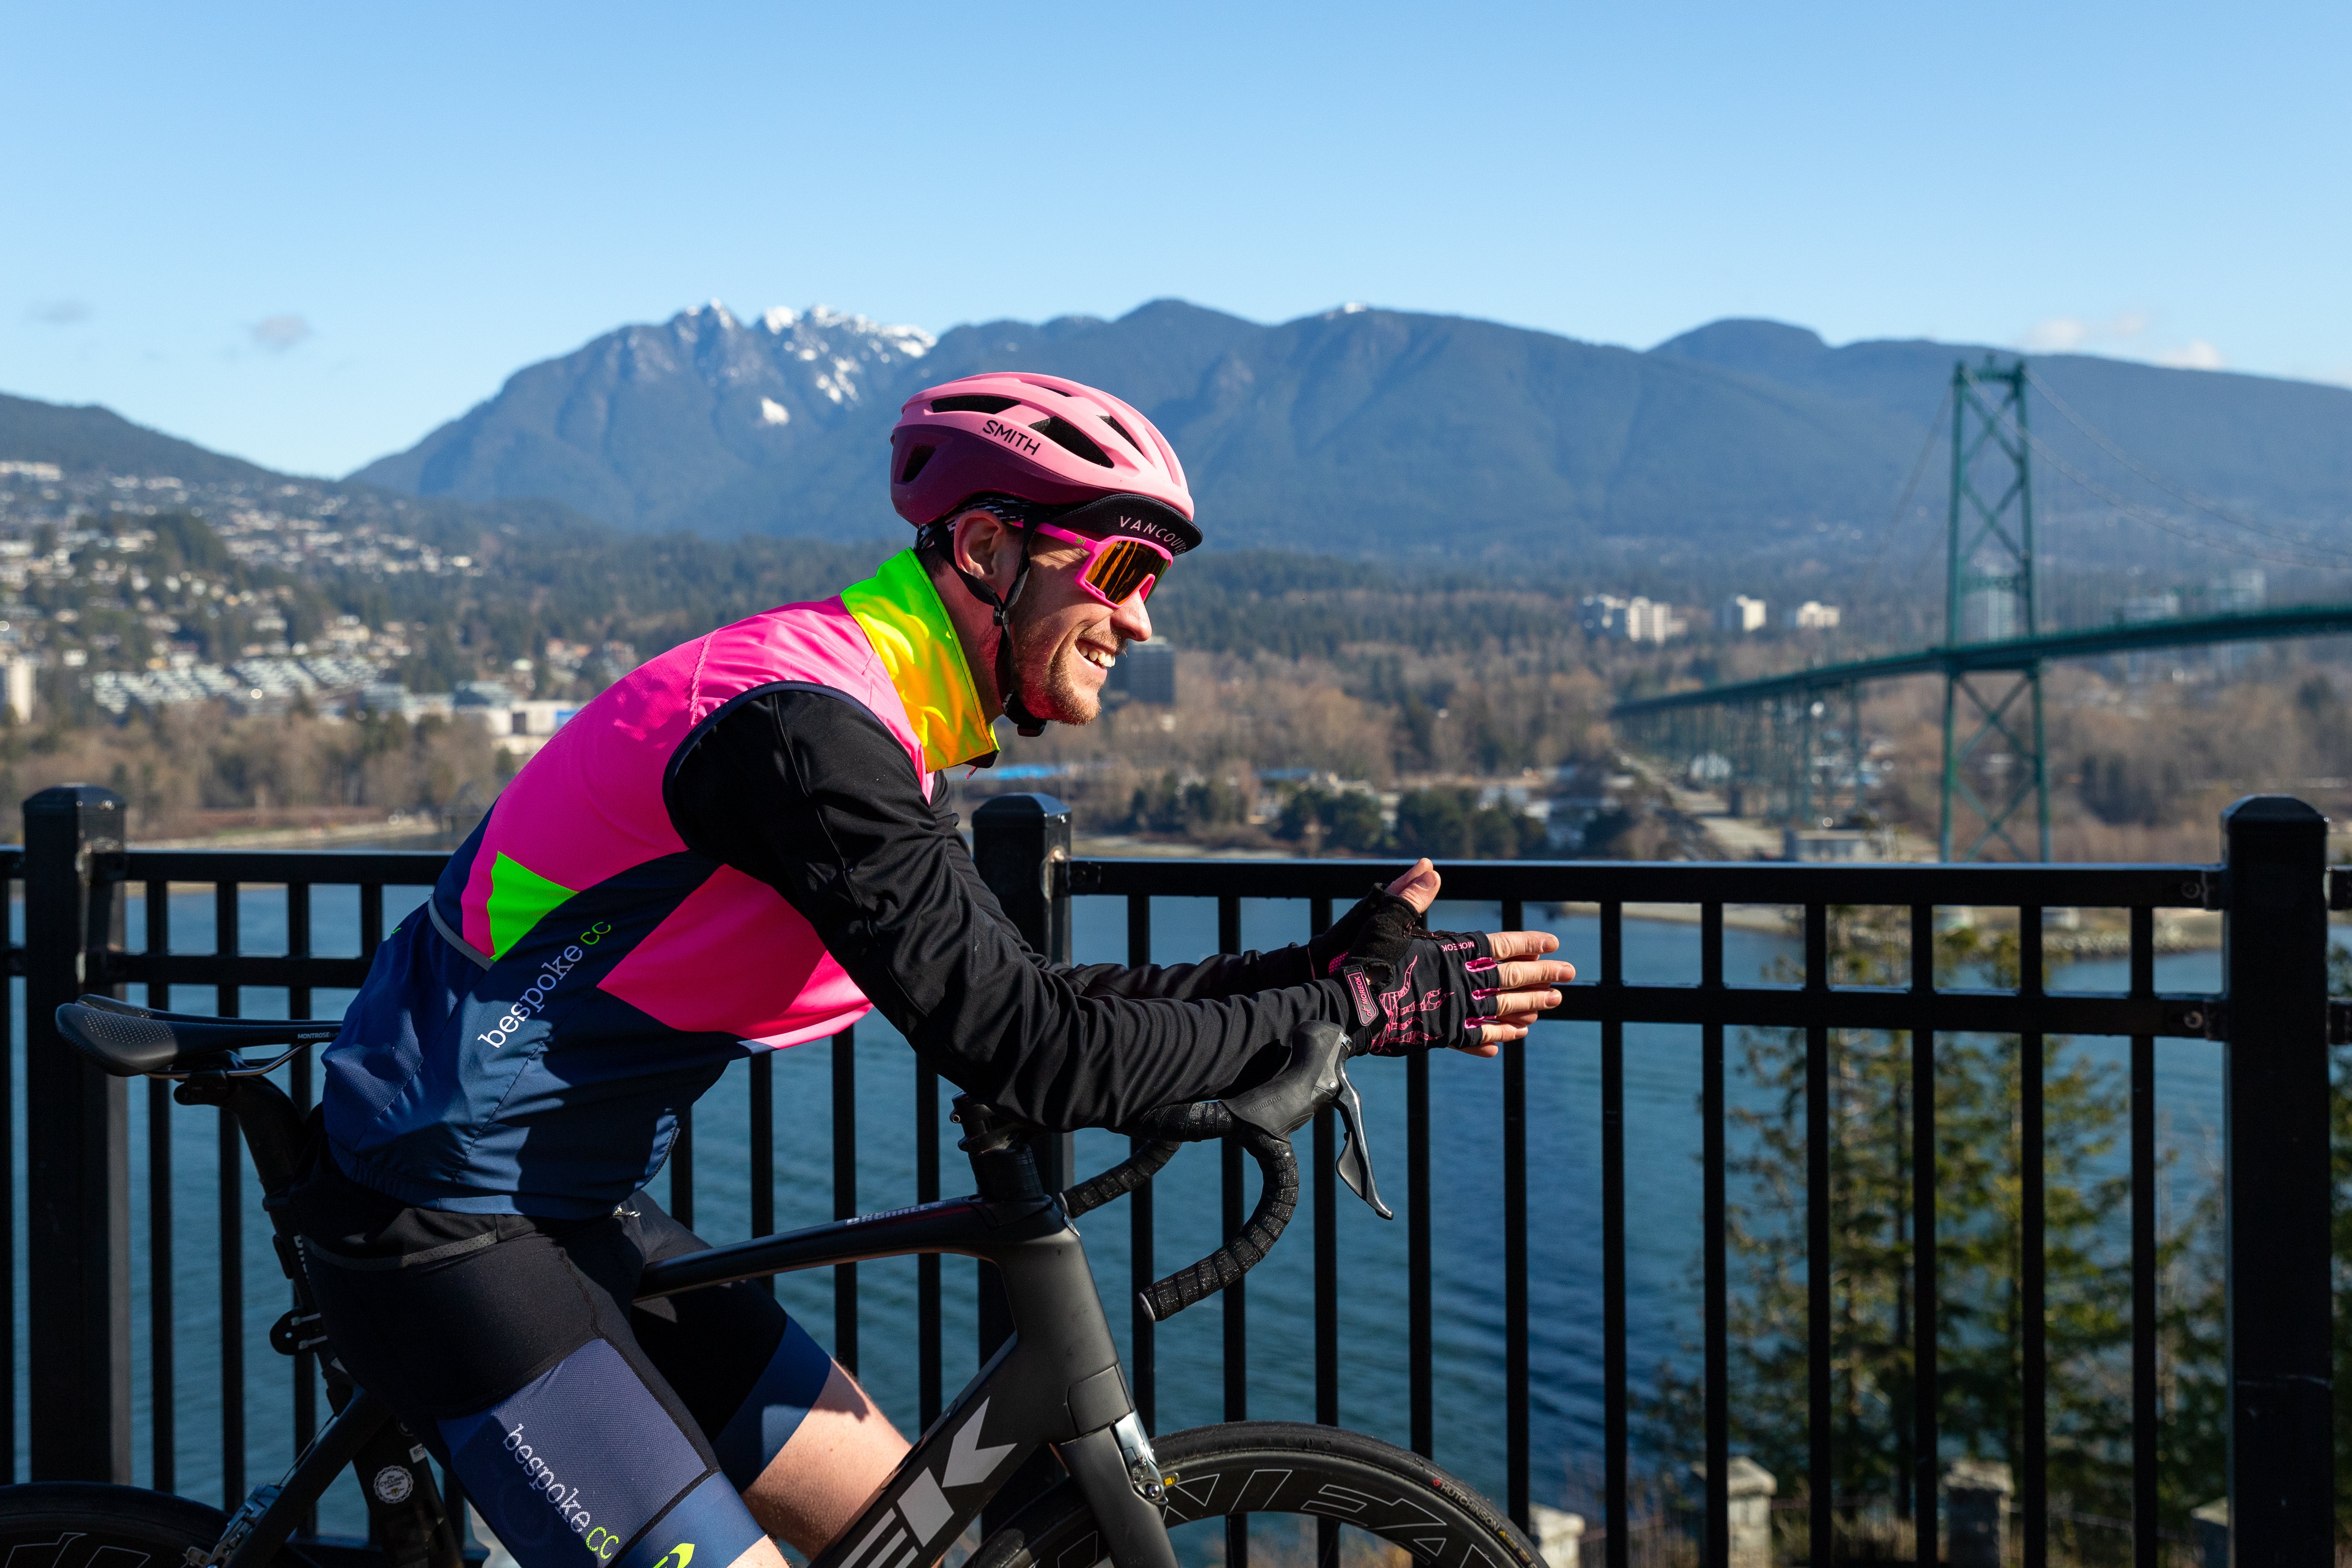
24 784 131 1482
970 792 1074 1529
970 791 1075 1196
2220 794 2331 1566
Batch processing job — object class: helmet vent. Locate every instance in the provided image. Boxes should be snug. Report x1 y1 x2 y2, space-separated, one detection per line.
1099 414 1143 456
929 394 1019 415
1029 416 1114 468
898 444 935 485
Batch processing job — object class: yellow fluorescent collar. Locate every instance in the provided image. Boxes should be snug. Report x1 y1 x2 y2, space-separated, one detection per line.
842 549 998 772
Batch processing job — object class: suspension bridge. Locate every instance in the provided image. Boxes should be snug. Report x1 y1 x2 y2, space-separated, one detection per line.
1610 359 2352 860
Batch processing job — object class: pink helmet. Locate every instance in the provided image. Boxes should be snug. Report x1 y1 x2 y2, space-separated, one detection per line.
889 372 1199 551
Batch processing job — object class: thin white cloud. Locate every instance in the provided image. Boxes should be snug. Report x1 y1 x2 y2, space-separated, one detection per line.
250 313 313 352
2157 339 2225 370
27 299 90 325
2020 317 2090 352
2019 311 2152 354
2016 310 2222 372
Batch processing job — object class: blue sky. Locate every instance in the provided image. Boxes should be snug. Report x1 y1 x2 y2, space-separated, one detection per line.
3 2 2344 478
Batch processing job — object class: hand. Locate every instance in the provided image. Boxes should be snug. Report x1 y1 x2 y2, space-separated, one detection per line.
1459 928 1573 1055
1379 859 1573 1055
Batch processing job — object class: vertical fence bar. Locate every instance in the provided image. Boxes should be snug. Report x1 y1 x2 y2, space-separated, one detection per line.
832 1025 857 1376
1216 905 1244 1426
669 1106 695 1230
286 880 316 1530
1310 888 1337 1568
24 785 131 1482
217 881 244 1509
1701 902 1728 1568
1222 886 1251 1563
1408 1048 1433 1461
2020 1030 2047 1568
1600 899 1626 1568
750 1055 775 1288
1500 894 1529 1531
1804 903 1831 1568
1219 891 1249 1568
916 1064 941 1430
1129 893 1156 1435
2219 797 2332 1565
145 881 173 1494
1909 1041 1937 1560
0 853 10 1484
2128 905 2157 1568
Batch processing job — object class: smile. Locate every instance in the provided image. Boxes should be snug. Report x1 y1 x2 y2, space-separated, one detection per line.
1079 647 1117 670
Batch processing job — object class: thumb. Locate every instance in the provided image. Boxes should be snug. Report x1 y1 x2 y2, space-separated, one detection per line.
1386 857 1441 914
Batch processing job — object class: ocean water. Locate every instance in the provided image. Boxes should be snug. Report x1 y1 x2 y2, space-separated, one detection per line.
7 888 2227 1537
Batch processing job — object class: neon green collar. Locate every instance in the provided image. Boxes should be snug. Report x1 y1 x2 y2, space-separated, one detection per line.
842 549 998 773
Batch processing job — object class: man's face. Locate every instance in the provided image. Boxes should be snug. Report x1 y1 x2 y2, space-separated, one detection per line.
1006 530 1155 725
952 508 1156 726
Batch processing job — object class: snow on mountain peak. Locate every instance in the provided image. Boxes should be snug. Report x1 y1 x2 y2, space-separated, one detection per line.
762 303 933 360
677 300 738 332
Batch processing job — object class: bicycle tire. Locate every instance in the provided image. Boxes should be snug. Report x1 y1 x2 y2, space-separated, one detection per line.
970 1422 1545 1568
0 1482 316 1568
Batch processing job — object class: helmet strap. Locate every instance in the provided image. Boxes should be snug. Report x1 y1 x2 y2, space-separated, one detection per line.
939 512 1048 738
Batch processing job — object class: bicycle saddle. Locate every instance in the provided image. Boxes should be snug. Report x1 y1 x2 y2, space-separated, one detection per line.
56 995 340 1077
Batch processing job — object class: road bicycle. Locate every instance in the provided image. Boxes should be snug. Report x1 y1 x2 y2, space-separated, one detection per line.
0 997 1541 1568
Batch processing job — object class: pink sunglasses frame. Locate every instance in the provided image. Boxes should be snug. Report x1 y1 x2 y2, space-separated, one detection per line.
1030 522 1174 609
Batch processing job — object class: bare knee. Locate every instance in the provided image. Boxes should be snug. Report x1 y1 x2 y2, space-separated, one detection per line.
739 1363 911 1555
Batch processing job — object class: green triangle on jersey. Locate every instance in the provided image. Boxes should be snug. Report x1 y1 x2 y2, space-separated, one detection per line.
486 851 581 958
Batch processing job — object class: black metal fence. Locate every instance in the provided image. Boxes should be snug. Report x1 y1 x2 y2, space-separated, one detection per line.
7 786 2340 1567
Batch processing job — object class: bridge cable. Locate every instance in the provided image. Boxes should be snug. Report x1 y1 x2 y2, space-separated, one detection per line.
1847 387 1954 627
2023 367 2352 558
2020 423 2352 570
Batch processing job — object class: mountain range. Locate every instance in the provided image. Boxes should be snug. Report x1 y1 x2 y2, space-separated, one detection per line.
6 301 2347 568
349 301 2352 561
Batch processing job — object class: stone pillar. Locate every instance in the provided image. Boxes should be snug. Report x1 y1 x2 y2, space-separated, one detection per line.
1945 1460 2013 1568
2192 1498 2227 1568
1528 1503 1585 1568
1690 1457 1776 1568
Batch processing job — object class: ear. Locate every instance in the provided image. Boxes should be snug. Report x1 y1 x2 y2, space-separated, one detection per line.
951 509 1022 594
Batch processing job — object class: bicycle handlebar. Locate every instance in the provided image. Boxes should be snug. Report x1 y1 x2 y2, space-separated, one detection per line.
1059 1020 1389 1324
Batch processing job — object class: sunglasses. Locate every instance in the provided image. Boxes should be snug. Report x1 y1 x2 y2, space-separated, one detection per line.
1031 522 1173 608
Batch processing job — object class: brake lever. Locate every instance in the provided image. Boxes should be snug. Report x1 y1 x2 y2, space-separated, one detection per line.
1330 1055 1392 1220
1204 1020 1392 1221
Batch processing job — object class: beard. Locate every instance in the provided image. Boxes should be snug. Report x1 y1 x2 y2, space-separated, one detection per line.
1007 598 1119 726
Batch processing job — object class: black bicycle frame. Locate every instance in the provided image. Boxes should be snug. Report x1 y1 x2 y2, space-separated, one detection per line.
221 1191 1173 1568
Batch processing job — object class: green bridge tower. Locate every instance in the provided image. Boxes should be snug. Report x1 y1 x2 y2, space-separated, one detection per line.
1940 358 2051 861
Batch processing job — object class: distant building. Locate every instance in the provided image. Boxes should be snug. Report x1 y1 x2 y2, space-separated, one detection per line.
3 657 31 724
2122 591 2181 624
1717 595 1767 634
1110 641 1178 705
1786 601 1841 631
2214 568 2265 613
1581 594 1686 644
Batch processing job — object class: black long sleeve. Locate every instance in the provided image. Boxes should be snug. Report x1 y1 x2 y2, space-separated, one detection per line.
664 689 1351 1131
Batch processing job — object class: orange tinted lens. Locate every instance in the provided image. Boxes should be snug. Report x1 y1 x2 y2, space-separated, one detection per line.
1084 539 1163 603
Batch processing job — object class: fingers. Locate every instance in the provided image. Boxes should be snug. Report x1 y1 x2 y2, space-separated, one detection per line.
1386 857 1441 914
1483 929 1560 960
1489 958 1576 990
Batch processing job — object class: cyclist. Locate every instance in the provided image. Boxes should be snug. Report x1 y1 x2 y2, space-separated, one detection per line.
283 371 1576 1568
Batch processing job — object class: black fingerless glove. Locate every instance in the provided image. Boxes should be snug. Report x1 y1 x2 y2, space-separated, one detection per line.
1338 930 1502 1055
1305 882 1425 980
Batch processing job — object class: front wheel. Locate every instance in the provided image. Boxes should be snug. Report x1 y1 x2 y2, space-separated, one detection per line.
0 1483 315 1568
972 1422 1543 1568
